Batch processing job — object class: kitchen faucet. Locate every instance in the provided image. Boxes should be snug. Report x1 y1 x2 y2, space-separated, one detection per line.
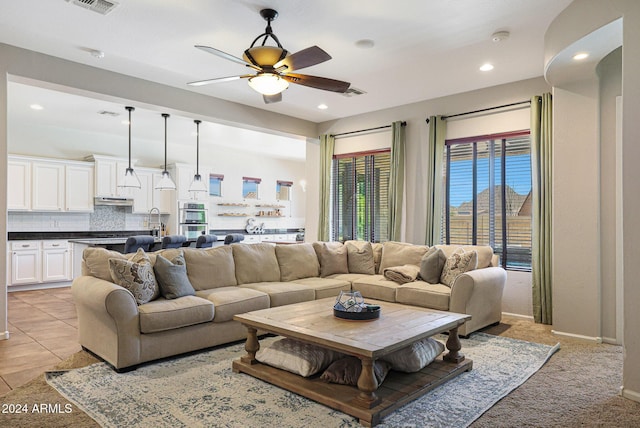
148 207 161 236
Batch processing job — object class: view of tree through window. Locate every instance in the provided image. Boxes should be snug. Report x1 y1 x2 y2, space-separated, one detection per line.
443 131 532 270
332 150 390 242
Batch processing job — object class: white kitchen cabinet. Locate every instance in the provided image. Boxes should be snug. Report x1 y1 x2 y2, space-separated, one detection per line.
9 241 41 285
89 155 129 198
65 164 94 212
170 163 209 201
42 240 71 282
152 171 174 214
132 169 154 213
7 158 31 210
31 162 64 211
8 240 72 286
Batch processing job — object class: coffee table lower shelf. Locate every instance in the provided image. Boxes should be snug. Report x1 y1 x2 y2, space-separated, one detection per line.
232 356 473 427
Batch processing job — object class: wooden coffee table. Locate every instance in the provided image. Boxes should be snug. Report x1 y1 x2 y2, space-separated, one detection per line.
233 298 472 427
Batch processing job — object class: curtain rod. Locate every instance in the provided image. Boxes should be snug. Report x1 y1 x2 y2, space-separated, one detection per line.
331 121 406 138
441 100 531 120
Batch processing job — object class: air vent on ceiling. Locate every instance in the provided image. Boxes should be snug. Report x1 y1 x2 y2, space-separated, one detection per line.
65 0 119 15
97 110 119 117
342 87 367 97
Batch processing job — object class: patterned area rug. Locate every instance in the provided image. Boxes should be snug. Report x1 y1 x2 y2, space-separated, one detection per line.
46 333 559 428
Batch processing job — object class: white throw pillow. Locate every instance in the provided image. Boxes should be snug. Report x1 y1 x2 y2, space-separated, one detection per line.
256 338 344 377
382 337 445 373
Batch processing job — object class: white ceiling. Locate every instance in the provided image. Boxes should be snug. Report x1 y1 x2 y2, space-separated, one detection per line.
0 0 573 123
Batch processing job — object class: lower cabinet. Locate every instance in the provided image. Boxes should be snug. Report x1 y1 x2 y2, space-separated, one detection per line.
8 240 72 287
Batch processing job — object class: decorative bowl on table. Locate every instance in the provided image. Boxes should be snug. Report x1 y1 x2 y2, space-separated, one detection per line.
333 291 381 320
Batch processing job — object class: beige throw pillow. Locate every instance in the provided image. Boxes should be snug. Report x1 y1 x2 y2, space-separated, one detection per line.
109 249 158 305
420 247 447 284
440 248 478 287
183 246 237 290
345 241 376 274
312 242 349 277
232 243 281 284
275 243 320 281
321 357 390 386
379 241 429 271
256 338 344 377
83 247 126 281
382 337 445 372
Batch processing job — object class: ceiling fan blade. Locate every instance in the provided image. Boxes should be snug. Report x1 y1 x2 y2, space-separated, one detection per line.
195 45 262 71
263 93 282 104
187 75 251 87
282 73 350 93
274 46 331 71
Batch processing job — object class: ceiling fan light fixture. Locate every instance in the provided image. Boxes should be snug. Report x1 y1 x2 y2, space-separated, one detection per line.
243 46 287 67
248 73 289 95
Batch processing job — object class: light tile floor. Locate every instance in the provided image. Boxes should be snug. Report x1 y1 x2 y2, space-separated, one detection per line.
0 287 80 395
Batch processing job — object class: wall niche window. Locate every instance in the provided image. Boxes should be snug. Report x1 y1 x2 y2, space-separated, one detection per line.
209 174 224 197
276 180 293 201
242 177 261 199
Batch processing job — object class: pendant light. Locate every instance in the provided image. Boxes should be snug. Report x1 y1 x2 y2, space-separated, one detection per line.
188 119 207 193
119 106 141 189
154 113 176 190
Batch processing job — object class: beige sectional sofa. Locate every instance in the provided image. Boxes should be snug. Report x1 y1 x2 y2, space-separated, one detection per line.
72 241 506 371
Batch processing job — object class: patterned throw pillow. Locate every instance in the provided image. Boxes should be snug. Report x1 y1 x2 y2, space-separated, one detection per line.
440 248 478 287
109 249 159 305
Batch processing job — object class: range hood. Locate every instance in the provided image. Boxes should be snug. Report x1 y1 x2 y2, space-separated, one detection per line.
94 197 134 207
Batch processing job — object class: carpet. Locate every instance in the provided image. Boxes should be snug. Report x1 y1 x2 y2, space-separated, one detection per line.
45 333 559 428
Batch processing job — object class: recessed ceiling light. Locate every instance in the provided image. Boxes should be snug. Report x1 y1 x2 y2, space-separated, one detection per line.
479 63 494 72
573 52 589 60
30 104 43 110
355 39 375 49
317 104 328 110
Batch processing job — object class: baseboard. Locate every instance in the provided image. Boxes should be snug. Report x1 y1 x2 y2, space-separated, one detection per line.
602 336 622 345
551 330 603 343
621 387 640 403
502 312 534 321
1 331 9 341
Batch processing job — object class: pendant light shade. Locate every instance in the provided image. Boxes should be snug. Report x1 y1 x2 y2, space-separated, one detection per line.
188 119 207 193
155 113 176 190
119 106 141 189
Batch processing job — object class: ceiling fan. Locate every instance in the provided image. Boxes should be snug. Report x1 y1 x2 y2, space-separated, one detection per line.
188 8 351 104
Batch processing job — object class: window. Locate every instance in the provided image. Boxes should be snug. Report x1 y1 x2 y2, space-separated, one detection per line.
276 180 293 201
242 177 260 199
209 174 223 197
332 150 390 242
442 131 531 270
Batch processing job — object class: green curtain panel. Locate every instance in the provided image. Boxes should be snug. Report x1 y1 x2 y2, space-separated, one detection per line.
425 116 447 246
530 94 553 324
388 121 406 241
317 134 335 241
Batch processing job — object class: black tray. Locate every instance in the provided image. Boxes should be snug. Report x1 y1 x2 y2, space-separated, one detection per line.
333 307 381 320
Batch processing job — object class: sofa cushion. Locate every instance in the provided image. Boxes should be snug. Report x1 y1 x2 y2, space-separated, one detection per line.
196 287 269 323
382 337 444 372
154 253 196 299
232 243 281 284
241 282 315 307
183 246 237 290
256 338 344 377
275 243 320 281
108 249 159 305
344 241 376 274
420 247 447 284
138 295 214 334
289 277 351 299
83 247 126 281
379 241 429 271
440 248 478 287
351 275 399 302
326 273 373 283
313 242 349 277
396 281 451 311
436 245 494 269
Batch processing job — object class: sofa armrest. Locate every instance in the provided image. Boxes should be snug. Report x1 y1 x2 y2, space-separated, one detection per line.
72 276 142 369
449 267 507 336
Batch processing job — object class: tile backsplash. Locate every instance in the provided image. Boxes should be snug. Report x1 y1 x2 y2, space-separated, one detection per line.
8 206 166 232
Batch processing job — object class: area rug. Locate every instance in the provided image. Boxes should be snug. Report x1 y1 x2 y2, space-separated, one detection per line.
45 333 559 428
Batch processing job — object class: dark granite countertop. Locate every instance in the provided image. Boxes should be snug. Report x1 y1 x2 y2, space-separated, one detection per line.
8 230 155 241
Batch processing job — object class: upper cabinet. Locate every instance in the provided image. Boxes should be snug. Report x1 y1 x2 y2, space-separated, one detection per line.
170 163 209 201
8 155 94 212
88 155 129 198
